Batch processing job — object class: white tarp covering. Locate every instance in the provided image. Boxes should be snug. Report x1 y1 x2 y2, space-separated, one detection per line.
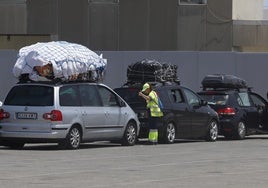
13 41 107 82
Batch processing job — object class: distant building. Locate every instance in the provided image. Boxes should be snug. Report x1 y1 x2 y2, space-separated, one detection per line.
0 0 267 52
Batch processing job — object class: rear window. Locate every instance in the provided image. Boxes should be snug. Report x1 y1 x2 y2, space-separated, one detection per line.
199 93 229 105
114 88 145 108
4 85 54 106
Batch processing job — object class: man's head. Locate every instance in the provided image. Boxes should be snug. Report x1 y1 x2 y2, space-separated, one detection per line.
141 83 151 94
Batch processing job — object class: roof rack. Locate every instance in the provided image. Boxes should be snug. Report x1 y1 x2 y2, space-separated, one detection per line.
202 87 250 92
17 73 101 85
122 80 180 88
18 79 98 85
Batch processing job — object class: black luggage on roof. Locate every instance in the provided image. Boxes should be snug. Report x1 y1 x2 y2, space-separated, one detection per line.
202 74 248 89
127 59 179 83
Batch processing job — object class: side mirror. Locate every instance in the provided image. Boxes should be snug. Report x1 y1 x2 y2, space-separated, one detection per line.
200 99 208 106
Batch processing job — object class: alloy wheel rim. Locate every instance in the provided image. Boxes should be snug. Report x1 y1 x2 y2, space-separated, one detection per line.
167 123 175 142
70 128 80 148
210 121 218 140
238 122 246 137
127 125 136 144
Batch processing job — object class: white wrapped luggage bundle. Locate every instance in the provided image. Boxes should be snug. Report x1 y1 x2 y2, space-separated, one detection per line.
13 41 107 82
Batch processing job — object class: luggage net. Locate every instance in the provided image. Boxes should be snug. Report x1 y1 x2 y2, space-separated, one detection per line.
13 41 107 83
127 59 180 84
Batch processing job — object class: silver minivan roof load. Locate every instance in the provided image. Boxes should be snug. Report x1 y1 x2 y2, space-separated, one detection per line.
13 41 107 83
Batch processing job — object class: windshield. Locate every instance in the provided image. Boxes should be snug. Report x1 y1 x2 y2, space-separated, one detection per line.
199 93 229 106
114 88 146 108
4 85 54 106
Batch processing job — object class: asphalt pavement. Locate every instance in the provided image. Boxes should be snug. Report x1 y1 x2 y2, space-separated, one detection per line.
0 136 268 188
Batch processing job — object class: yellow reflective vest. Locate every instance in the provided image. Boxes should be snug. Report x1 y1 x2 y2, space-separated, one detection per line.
146 91 163 117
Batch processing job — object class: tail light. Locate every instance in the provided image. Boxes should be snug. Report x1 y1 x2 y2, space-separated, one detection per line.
217 107 236 115
43 110 63 121
0 109 10 120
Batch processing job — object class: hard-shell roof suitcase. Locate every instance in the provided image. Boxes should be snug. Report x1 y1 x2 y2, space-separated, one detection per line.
202 74 248 89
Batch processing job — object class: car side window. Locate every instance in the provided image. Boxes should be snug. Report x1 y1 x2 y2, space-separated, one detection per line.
250 93 267 108
79 85 101 107
168 89 183 103
183 88 200 107
237 92 251 107
98 86 119 107
59 85 80 106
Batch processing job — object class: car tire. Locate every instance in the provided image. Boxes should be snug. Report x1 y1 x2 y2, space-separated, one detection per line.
121 122 137 146
206 120 218 142
234 121 246 140
160 121 176 144
59 126 81 149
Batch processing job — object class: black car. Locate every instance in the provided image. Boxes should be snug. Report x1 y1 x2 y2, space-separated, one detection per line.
198 74 268 139
114 82 219 143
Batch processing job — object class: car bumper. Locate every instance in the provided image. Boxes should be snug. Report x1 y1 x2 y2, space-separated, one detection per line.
0 124 70 140
218 118 237 135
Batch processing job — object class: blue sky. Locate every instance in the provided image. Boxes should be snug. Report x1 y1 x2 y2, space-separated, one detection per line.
265 0 268 7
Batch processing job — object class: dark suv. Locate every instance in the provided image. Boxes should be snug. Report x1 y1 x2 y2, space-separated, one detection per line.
198 88 268 139
114 82 219 143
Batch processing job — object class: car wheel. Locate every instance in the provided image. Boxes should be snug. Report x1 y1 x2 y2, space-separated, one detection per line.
160 122 176 144
235 121 246 140
206 120 218 142
121 122 137 146
59 126 81 149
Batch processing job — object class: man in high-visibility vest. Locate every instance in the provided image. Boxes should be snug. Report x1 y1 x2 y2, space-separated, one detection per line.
139 83 163 144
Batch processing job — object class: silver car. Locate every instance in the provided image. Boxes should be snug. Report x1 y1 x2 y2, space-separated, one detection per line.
0 82 140 149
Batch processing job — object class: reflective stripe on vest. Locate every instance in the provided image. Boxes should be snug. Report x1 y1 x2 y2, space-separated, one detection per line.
146 91 163 117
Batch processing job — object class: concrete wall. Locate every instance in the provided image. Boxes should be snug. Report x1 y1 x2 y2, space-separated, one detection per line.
177 4 206 50
0 1 27 34
233 20 268 52
1 50 268 103
233 0 263 20
206 0 233 51
0 0 237 51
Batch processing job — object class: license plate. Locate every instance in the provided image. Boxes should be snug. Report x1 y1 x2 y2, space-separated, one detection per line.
16 112 37 120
